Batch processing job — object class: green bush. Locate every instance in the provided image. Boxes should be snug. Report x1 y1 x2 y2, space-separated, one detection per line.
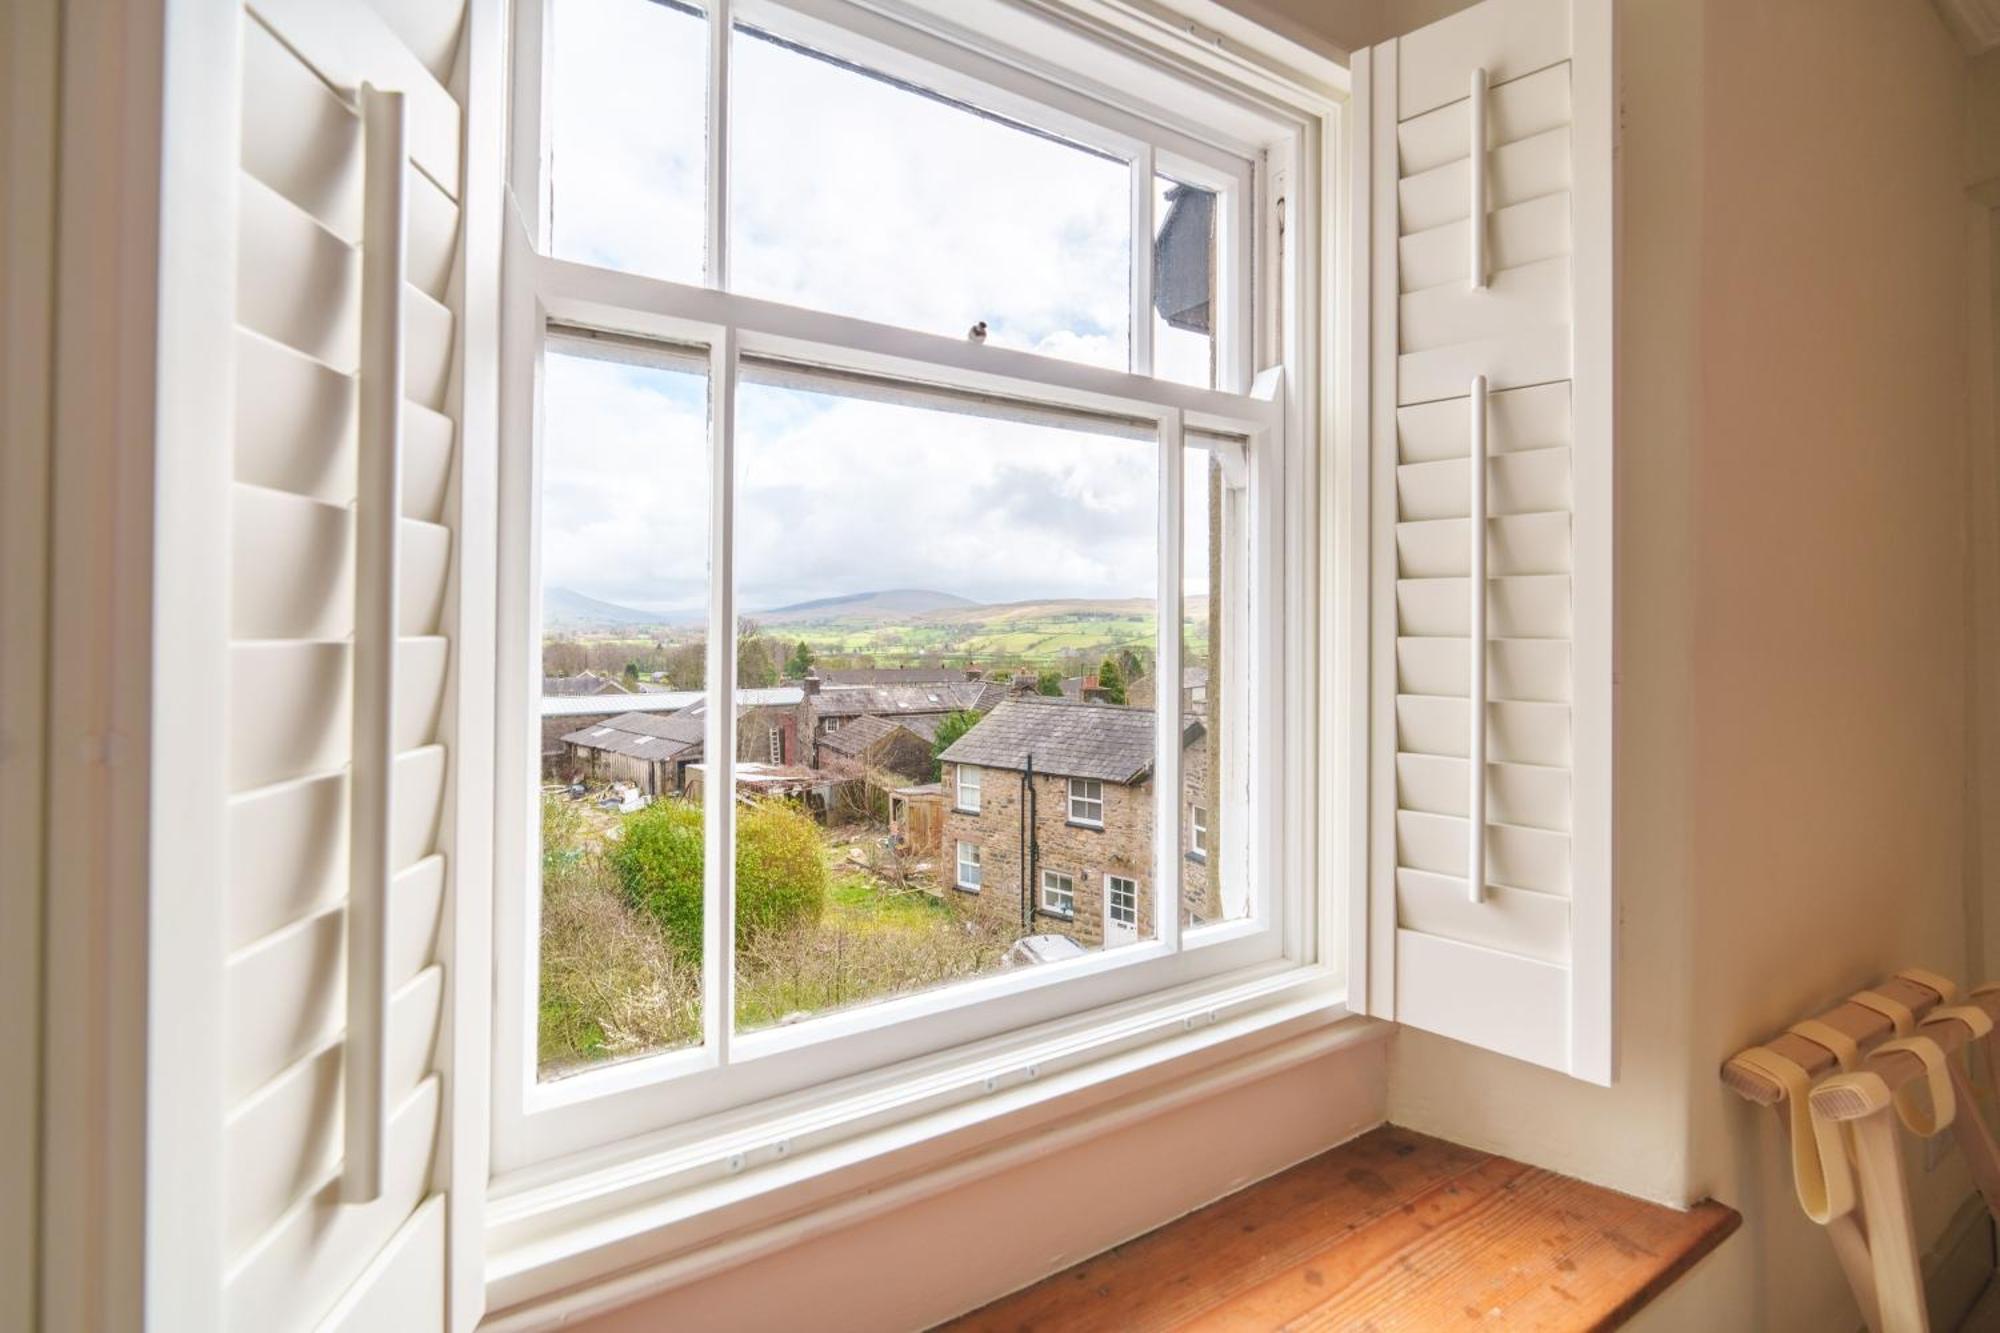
611 798 826 961
734 801 828 941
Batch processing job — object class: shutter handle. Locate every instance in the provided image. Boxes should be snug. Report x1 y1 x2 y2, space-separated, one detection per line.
1468 67 1488 291
1468 375 1487 904
344 83 406 1205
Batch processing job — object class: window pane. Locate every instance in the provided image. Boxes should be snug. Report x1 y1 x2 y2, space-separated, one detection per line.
1153 175 1216 388
729 373 1159 1033
730 24 1131 369
537 343 710 1077
549 0 708 285
1182 443 1247 926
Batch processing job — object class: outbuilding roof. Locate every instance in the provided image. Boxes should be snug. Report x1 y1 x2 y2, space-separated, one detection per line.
937 698 1202 784
809 680 1000 718
561 712 705 762
808 666 969 686
540 685 801 718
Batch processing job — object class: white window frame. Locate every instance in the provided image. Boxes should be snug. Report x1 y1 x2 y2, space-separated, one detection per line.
1041 869 1078 918
956 763 982 814
486 0 1341 1287
822 716 840 732
1191 802 1209 859
956 841 982 892
767 724 782 764
1068 776 1105 827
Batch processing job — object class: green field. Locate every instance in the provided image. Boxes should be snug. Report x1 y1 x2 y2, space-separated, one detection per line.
544 595 1212 679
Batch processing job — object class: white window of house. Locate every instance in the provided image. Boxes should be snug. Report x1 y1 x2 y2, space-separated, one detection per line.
491 0 1319 1217
1107 875 1139 927
1041 869 1077 917
768 725 782 764
1191 804 1209 859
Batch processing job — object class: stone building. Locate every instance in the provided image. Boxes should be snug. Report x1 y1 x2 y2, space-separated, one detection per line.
937 698 1208 950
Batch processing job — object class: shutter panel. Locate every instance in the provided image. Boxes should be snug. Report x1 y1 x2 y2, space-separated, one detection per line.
1354 0 1614 1082
219 0 480 1327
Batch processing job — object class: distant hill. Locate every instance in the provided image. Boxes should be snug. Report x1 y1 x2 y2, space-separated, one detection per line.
543 586 675 630
757 588 980 623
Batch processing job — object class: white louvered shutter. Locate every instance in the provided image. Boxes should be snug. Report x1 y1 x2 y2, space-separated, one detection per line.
1353 0 1614 1082
220 0 486 1327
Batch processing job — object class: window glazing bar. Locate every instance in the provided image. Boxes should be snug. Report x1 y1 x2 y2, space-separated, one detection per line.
704 328 740 1059
1156 408 1185 953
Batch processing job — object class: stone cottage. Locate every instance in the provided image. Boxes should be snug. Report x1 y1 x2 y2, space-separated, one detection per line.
936 698 1209 950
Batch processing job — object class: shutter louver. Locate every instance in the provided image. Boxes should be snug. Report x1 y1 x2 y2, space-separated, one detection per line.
219 0 474 1325
1355 0 1613 1082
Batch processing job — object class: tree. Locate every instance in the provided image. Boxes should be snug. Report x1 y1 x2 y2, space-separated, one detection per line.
736 617 780 688
787 639 816 678
661 639 705 690
1096 656 1128 705
1118 646 1145 681
622 661 641 688
1035 668 1063 697
929 709 983 780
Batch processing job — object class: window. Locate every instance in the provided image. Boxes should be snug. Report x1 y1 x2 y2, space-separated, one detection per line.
1190 805 1209 859
496 0 1306 1182
1107 875 1139 927
1041 869 1077 917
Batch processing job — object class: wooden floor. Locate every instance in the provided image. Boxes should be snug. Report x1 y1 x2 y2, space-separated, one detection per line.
941 1126 1739 1332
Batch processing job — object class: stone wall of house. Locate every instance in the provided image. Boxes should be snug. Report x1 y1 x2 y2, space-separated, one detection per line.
1181 736 1217 923
939 762 1158 951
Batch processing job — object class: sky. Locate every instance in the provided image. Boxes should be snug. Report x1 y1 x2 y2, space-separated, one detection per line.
540 0 1216 617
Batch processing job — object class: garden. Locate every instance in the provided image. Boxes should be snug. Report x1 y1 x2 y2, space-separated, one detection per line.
538 791 1014 1075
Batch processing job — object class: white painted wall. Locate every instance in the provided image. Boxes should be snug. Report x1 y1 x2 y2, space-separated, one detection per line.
1382 3 1976 1331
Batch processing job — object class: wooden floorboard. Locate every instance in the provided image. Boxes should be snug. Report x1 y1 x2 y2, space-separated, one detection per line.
939 1125 1739 1333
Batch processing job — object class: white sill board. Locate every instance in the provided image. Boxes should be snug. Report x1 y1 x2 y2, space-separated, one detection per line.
483 970 1373 1326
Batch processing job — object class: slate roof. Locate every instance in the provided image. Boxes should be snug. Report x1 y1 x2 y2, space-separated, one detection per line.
809 680 999 718
808 666 969 686
938 698 1203 784
817 713 934 761
560 710 706 761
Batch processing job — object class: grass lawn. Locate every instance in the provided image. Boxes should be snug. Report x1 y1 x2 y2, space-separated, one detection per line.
538 795 1012 1076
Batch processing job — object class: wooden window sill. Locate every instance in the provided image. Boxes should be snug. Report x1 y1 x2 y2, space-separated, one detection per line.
939 1125 1739 1332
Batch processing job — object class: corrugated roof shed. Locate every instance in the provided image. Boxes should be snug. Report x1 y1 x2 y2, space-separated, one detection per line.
938 698 1202 784
560 710 706 760
540 685 802 718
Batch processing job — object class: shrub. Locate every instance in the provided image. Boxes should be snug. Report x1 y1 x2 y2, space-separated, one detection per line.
734 801 829 941
611 798 826 961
